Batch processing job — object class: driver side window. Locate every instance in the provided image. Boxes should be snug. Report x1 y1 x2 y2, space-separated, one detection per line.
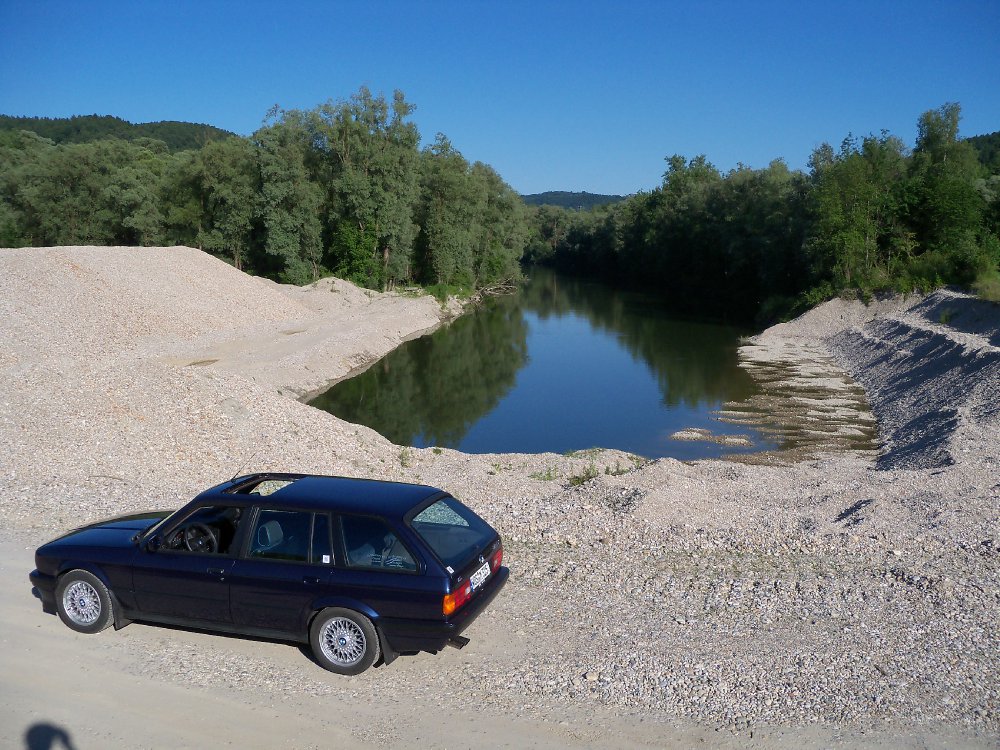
164 505 244 555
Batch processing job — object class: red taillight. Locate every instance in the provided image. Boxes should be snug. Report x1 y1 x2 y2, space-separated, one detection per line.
490 545 503 573
443 581 472 616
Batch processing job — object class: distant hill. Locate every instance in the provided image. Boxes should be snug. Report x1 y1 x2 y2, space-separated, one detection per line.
521 191 625 210
0 114 236 152
966 130 1000 173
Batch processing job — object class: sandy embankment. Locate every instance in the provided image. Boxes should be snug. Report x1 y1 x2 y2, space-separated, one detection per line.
1 246 997 749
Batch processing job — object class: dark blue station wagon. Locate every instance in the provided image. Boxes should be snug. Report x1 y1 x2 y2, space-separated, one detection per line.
30 473 509 674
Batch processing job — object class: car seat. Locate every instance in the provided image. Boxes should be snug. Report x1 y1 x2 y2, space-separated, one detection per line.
256 520 283 552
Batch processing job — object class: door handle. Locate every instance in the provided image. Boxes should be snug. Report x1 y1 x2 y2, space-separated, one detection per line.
302 576 321 585
207 567 226 578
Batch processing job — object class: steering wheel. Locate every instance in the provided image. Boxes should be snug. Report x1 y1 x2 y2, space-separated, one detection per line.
183 523 219 554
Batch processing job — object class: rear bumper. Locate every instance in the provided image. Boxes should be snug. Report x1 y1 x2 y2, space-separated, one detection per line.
30 569 58 614
379 566 509 653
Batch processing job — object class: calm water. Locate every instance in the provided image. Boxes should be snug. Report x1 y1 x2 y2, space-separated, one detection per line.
310 268 777 460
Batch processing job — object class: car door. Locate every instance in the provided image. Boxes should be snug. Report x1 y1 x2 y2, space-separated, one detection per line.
229 509 333 635
330 514 441 622
131 504 246 624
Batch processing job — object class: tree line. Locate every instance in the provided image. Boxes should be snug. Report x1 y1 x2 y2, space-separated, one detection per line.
3 98 998 320
525 104 1000 323
0 88 528 291
0 114 234 152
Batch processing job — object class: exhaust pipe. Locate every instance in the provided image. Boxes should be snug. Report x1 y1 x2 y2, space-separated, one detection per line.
446 635 471 649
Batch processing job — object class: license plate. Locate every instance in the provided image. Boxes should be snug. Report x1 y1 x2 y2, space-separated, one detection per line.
469 562 491 590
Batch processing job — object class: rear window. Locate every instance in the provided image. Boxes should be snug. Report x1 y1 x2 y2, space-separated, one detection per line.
410 497 495 571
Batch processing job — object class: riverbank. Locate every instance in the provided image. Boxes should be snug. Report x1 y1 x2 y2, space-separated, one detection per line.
1 246 996 748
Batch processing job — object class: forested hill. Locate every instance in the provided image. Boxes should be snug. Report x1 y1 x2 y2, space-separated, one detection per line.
968 130 1000 173
0 115 234 152
522 191 624 209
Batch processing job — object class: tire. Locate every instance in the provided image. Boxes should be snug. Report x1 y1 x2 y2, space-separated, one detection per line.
55 570 115 634
309 608 380 675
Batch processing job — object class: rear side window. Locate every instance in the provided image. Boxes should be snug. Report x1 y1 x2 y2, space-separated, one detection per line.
249 509 312 562
341 516 417 571
410 497 495 570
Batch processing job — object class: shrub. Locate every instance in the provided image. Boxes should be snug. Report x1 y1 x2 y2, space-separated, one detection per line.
973 269 1000 303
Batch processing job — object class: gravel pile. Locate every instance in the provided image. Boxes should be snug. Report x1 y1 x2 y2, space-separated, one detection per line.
2 247 997 740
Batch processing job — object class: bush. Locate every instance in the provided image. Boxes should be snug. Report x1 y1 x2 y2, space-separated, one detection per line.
424 283 473 303
973 269 1000 303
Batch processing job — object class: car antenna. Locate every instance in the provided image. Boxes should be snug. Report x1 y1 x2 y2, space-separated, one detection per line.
229 449 260 482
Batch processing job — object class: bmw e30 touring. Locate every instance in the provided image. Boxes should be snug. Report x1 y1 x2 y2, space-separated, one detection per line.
29 473 508 674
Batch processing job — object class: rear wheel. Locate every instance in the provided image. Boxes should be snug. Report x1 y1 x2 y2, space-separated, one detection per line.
55 570 115 634
309 608 380 675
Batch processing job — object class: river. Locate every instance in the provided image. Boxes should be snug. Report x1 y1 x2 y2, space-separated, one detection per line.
308 268 787 460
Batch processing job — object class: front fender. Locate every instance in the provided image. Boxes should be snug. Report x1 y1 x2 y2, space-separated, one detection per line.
56 560 114 590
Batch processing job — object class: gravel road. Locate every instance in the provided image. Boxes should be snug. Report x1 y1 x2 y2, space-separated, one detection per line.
1 246 996 748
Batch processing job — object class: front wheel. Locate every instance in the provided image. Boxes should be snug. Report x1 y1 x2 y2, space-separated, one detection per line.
55 570 115 634
309 608 380 675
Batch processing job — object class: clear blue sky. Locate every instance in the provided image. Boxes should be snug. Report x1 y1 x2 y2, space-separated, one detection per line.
1 0 998 195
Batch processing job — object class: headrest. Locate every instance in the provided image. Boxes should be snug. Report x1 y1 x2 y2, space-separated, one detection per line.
258 520 283 549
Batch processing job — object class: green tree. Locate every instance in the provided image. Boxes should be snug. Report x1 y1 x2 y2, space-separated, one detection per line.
0 129 55 245
415 135 479 286
160 149 206 248
102 140 168 245
330 220 379 285
254 117 324 283
805 132 912 292
199 138 257 270
524 204 573 264
469 161 528 285
309 87 420 289
14 142 116 245
908 103 987 283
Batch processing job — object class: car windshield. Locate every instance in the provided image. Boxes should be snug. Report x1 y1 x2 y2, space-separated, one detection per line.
409 497 495 571
138 511 177 540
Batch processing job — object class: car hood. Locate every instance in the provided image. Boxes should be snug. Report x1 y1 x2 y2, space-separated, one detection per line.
75 511 172 532
42 511 172 549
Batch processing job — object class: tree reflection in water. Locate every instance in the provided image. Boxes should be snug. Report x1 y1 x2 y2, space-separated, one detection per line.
310 296 528 449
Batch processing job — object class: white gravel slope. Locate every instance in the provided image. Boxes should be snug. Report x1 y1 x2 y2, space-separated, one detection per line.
1 246 997 748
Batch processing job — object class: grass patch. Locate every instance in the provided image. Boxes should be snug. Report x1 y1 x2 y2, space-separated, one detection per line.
529 466 559 481
564 447 601 458
399 447 414 468
568 462 599 486
973 270 1000 303
487 460 514 475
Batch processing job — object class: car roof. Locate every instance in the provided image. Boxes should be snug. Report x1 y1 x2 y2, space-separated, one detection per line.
203 473 447 520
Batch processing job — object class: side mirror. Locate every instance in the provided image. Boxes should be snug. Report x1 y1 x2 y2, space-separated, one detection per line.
145 534 162 553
